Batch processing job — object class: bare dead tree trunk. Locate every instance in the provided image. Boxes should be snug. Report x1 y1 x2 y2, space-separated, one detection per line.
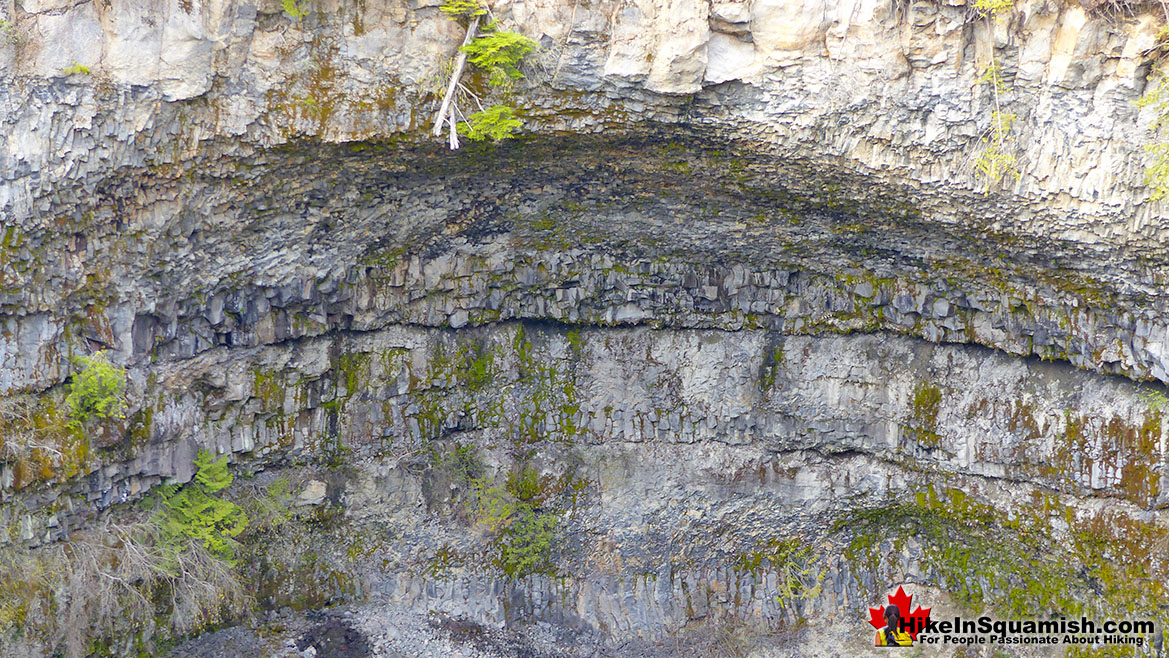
448 104 460 149
432 15 481 140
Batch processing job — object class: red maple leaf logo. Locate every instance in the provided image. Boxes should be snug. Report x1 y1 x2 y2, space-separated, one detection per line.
867 586 932 640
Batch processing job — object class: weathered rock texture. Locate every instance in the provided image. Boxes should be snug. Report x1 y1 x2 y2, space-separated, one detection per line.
3 0 1169 227
2 0 1169 654
0 136 1165 656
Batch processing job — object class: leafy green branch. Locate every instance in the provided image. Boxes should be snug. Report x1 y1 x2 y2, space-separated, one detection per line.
463 25 536 90
461 104 523 141
152 449 249 566
282 0 309 20
66 352 126 427
440 0 485 18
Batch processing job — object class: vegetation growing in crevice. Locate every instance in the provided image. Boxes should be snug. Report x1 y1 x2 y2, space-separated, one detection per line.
462 26 536 91
972 0 1021 193
152 449 249 564
282 0 309 20
496 501 559 578
66 352 126 427
461 103 524 142
418 455 595 581
424 441 487 520
973 62 1020 192
0 395 89 489
61 63 91 76
973 0 1014 12
1137 38 1169 202
758 340 785 392
474 466 561 578
1139 386 1169 413
0 352 128 491
440 0 485 18
0 17 21 45
733 536 824 617
431 0 537 146
0 452 254 658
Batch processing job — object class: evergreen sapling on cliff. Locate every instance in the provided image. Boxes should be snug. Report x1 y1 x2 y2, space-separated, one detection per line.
154 449 249 566
431 0 536 148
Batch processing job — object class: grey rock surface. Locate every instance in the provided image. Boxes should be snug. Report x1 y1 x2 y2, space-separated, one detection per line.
1 0 1168 654
2 0 1169 232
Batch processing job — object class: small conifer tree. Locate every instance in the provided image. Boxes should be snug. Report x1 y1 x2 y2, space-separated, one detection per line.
460 105 524 142
65 352 126 425
155 450 248 565
462 23 536 89
431 0 536 146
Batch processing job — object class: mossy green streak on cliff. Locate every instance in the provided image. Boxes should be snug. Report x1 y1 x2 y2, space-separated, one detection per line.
399 325 584 448
837 485 1169 631
0 225 28 296
909 381 943 448
512 325 583 443
407 335 502 441
1044 410 1163 508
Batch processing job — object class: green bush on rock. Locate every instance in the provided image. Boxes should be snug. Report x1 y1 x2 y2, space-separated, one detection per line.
154 449 249 565
462 24 537 90
474 466 561 578
65 351 126 426
497 506 558 578
439 0 485 18
460 105 524 142
282 0 308 20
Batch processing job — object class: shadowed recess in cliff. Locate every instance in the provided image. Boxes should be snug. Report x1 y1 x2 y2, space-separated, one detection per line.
3 130 1169 401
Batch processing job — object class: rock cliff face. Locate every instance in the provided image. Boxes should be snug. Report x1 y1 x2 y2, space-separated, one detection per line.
2 0 1169 655
5 0 1169 231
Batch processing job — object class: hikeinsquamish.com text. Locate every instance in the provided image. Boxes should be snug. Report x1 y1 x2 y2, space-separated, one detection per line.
912 616 1156 647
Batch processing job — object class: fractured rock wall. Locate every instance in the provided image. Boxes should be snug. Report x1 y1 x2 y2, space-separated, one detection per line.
2 0 1169 233
0 137 1166 654
2 0 1169 652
